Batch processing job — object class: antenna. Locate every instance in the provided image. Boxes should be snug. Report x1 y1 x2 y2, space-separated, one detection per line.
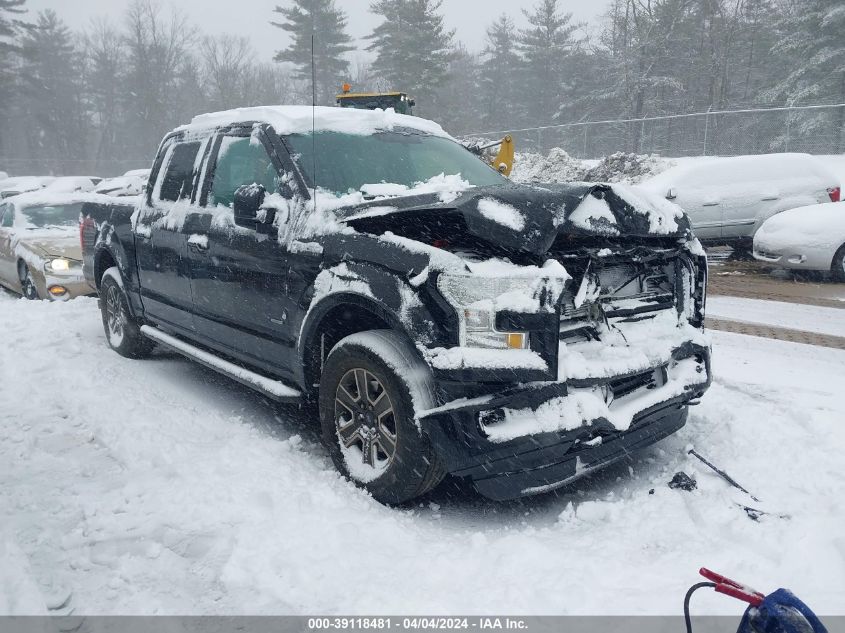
311 32 317 212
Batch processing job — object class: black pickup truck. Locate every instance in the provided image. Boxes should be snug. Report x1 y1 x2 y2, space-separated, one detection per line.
80 106 711 503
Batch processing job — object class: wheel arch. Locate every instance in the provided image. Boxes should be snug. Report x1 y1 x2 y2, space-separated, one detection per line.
93 246 118 291
298 292 417 396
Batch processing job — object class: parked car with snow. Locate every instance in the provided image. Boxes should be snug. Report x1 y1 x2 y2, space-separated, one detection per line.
753 201 845 281
0 192 109 300
42 176 102 193
79 106 710 503
0 176 55 199
94 174 145 197
641 153 840 250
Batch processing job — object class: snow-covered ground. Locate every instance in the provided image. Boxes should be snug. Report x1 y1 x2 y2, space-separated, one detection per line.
707 296 845 338
1 292 844 616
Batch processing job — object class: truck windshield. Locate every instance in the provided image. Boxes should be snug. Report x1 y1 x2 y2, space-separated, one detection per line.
284 130 507 196
20 203 83 229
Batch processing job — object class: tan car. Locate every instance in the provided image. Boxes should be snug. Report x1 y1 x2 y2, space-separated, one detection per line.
0 193 97 300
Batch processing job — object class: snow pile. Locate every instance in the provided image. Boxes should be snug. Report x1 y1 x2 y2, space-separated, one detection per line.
511 148 586 183
511 149 672 184
1 295 845 614
583 152 669 184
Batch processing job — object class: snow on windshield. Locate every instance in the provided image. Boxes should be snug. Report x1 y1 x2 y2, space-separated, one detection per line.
284 130 506 196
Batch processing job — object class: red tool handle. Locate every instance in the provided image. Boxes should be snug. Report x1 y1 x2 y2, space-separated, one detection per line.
700 568 765 606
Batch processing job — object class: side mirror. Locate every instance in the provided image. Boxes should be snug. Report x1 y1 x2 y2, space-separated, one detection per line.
666 187 677 200
233 184 266 228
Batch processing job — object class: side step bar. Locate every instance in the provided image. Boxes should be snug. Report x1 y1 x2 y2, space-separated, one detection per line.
140 325 301 404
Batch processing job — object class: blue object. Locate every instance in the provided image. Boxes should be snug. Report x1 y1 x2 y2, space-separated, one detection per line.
737 588 828 633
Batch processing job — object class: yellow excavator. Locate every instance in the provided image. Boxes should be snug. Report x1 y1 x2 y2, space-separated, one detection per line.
336 84 515 177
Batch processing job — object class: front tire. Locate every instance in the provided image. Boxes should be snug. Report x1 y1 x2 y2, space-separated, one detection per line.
100 272 154 359
319 330 445 504
19 264 38 300
832 245 845 282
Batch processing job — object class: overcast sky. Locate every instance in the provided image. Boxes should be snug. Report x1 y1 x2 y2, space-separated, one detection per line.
25 0 607 60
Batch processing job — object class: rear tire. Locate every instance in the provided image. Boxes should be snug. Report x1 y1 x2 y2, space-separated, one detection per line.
832 245 845 282
100 273 154 359
19 264 38 300
319 330 445 505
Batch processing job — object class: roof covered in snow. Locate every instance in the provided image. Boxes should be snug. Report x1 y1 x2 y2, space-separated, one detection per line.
176 105 451 139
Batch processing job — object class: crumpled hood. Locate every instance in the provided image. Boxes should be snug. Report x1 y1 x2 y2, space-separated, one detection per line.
340 182 690 255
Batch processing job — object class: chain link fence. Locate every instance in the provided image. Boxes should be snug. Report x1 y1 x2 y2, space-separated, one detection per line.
461 103 845 159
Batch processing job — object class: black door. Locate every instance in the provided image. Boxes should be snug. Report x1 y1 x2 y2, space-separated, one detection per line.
136 137 208 332
187 130 299 379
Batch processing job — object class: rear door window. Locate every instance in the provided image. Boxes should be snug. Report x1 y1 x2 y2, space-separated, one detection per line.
0 204 12 227
159 141 202 202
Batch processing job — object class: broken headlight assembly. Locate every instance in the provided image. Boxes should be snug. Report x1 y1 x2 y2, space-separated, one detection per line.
436 273 530 349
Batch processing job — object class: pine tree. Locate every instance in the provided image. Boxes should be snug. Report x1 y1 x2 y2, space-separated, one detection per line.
517 0 579 124
767 0 845 150
18 10 88 166
436 43 480 133
479 14 523 130
0 0 27 55
272 0 354 106
366 0 455 113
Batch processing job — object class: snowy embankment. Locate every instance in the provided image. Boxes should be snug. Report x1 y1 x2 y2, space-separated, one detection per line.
707 296 845 338
1 294 844 615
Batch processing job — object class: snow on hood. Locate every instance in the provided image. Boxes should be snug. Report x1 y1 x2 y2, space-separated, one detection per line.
177 105 451 139
755 201 845 251
8 191 125 213
342 181 690 256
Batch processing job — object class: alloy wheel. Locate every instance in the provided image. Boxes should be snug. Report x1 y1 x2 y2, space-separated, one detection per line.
105 285 125 345
334 368 397 471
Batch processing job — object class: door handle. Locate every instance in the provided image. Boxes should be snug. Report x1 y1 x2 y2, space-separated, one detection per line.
761 196 778 201
701 202 719 207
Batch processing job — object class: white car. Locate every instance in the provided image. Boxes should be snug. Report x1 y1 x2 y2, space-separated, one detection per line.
0 176 56 199
641 153 840 249
753 201 845 280
42 176 102 193
94 175 145 197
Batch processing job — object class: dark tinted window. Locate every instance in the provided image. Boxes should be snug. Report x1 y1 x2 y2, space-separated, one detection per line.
208 136 279 208
0 204 12 227
160 141 201 202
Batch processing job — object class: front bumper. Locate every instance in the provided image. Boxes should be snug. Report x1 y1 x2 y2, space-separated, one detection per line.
753 246 831 272
37 271 94 301
419 343 710 501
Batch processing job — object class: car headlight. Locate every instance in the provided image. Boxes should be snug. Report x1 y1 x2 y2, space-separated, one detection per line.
436 273 532 349
44 258 75 273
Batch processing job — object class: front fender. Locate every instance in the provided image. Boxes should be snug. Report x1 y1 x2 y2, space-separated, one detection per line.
295 261 449 386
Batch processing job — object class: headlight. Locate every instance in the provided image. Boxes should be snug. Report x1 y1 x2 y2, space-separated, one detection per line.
44 258 75 273
436 274 532 349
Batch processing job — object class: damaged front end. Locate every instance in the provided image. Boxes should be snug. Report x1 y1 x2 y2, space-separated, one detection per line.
343 183 711 500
